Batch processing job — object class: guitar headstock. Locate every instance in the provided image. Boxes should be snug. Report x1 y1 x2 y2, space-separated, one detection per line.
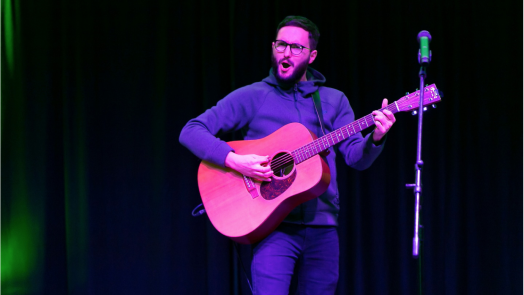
395 84 441 112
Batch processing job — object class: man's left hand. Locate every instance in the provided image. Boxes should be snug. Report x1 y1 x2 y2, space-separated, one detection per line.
372 98 396 143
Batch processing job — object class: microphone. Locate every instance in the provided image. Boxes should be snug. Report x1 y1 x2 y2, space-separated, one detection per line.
417 30 432 64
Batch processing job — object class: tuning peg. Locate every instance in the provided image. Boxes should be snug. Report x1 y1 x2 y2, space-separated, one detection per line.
432 104 437 108
423 107 427 111
405 92 409 95
412 111 417 115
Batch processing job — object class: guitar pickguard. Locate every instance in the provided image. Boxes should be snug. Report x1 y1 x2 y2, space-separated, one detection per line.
260 169 297 200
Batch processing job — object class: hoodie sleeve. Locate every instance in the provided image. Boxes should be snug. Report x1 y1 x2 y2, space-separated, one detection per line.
333 93 385 171
179 86 261 167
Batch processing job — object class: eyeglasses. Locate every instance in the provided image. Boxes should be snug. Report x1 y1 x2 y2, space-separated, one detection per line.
273 40 311 56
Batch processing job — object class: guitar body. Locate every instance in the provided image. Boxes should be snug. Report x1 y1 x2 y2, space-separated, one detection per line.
197 123 331 244
195 84 441 244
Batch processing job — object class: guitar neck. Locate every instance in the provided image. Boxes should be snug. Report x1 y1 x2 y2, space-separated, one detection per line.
290 83 440 164
291 102 399 164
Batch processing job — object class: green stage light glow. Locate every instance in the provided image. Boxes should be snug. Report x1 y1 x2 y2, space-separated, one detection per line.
3 0 15 74
2 180 43 294
2 2 44 291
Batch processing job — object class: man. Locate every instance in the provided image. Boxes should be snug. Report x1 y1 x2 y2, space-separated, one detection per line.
180 16 395 294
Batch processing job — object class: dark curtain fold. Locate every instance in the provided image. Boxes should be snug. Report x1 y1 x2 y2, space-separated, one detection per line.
2 0 522 294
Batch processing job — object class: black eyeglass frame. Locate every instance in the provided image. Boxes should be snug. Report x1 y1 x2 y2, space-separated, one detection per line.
273 40 312 56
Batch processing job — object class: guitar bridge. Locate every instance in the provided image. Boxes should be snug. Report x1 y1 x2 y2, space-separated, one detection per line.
243 175 259 199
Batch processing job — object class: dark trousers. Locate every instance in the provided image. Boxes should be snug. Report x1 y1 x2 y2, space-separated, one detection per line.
251 223 339 295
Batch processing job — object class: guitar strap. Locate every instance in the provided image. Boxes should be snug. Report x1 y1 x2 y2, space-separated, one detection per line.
312 90 327 136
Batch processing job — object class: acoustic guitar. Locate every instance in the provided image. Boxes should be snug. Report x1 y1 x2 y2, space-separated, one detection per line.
197 84 441 244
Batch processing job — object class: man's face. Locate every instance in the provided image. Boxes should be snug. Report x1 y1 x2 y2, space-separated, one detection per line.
271 26 318 85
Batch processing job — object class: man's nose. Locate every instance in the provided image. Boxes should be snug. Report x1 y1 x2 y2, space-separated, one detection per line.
283 45 292 57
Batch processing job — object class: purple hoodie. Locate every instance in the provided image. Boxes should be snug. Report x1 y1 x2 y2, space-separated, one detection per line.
179 68 384 226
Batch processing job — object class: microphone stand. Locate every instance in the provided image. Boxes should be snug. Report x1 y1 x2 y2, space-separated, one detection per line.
406 30 432 295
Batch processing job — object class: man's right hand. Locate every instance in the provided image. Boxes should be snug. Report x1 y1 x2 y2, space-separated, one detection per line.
225 152 274 182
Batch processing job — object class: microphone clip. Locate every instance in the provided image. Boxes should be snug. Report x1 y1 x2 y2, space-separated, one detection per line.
418 49 432 64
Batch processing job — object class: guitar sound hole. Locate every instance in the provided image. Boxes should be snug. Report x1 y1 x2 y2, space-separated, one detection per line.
270 152 295 178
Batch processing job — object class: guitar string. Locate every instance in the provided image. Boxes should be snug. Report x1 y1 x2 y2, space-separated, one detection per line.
250 91 437 177
267 92 437 171
271 162 294 174
273 113 401 171
282 102 402 164
270 156 293 169
270 155 295 171
268 153 295 174
269 118 362 170
271 113 377 169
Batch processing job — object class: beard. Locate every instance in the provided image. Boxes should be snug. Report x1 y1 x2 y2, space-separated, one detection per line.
271 53 310 85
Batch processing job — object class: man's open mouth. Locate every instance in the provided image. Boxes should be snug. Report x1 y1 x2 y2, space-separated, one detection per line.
280 60 292 71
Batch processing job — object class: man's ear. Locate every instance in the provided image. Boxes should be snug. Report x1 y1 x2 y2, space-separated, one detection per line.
309 50 318 64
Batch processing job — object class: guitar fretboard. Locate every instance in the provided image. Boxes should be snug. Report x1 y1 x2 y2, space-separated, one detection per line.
291 103 399 164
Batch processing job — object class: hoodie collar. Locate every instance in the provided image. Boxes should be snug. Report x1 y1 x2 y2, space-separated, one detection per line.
263 67 326 98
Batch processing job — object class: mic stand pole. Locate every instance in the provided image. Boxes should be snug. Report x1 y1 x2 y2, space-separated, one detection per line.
406 30 432 295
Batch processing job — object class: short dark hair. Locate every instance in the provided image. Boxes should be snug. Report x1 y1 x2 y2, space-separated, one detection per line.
276 16 320 50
